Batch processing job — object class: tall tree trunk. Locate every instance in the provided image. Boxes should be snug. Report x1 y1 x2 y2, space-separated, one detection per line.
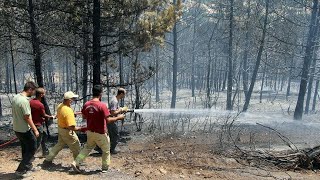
243 0 269 112
74 49 79 94
28 0 52 134
66 58 70 91
226 0 234 110
92 0 101 87
243 0 251 99
260 61 267 103
312 79 319 112
48 57 55 92
305 51 317 114
5 46 11 93
9 34 17 94
155 45 160 102
28 0 43 87
69 56 73 90
191 16 197 97
274 68 278 91
222 64 227 91
105 62 110 102
294 0 319 120
170 0 178 108
82 2 89 105
206 45 213 108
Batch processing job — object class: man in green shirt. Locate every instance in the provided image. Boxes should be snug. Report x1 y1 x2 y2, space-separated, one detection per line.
12 81 39 177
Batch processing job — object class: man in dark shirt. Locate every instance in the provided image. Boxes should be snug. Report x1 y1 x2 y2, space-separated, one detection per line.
30 88 54 156
108 88 127 154
71 85 125 173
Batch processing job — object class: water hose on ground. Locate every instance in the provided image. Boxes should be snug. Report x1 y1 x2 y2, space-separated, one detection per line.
0 137 18 148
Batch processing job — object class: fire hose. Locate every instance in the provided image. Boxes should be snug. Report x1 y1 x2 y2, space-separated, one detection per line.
0 137 18 148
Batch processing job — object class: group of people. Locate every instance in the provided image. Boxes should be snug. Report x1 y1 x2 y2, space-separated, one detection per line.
12 81 128 177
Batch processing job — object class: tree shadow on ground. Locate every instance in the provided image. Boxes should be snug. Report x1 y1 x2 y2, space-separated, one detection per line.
41 162 71 173
82 169 101 175
90 152 103 157
0 172 17 179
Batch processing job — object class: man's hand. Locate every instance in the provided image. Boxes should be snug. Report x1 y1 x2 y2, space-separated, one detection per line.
117 114 125 120
33 129 40 137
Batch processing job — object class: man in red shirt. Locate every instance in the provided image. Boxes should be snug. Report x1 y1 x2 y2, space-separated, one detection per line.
71 85 125 173
30 88 54 156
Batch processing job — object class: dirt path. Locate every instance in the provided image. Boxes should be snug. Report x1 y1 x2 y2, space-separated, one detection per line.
1 133 320 180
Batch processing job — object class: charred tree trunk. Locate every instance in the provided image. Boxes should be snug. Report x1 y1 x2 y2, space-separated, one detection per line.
243 0 251 99
207 47 212 108
294 0 319 120
312 79 319 112
92 0 101 87
48 57 55 92
305 51 317 114
243 0 269 112
27 0 52 135
66 58 70 91
9 34 17 94
171 0 178 108
155 45 160 102
5 45 11 93
260 61 267 103
226 0 234 110
28 0 43 87
191 15 197 97
74 50 79 94
82 2 89 105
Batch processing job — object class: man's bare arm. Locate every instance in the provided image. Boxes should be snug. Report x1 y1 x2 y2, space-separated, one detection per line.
106 114 125 124
24 115 39 137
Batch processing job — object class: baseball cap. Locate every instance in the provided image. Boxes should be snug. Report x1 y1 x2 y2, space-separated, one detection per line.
64 91 79 100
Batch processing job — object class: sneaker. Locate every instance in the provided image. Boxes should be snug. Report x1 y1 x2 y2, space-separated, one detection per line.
94 147 102 154
31 166 41 172
110 150 119 155
101 167 109 173
15 171 31 178
71 161 81 173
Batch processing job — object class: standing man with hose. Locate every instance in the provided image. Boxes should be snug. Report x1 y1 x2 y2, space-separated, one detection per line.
95 88 128 154
30 88 55 157
12 81 39 178
71 85 125 173
108 88 128 154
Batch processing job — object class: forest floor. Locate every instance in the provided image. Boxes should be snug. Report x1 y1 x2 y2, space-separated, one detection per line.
1 128 320 180
2 89 320 179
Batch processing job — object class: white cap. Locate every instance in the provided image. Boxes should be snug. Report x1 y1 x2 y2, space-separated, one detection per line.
63 91 79 100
